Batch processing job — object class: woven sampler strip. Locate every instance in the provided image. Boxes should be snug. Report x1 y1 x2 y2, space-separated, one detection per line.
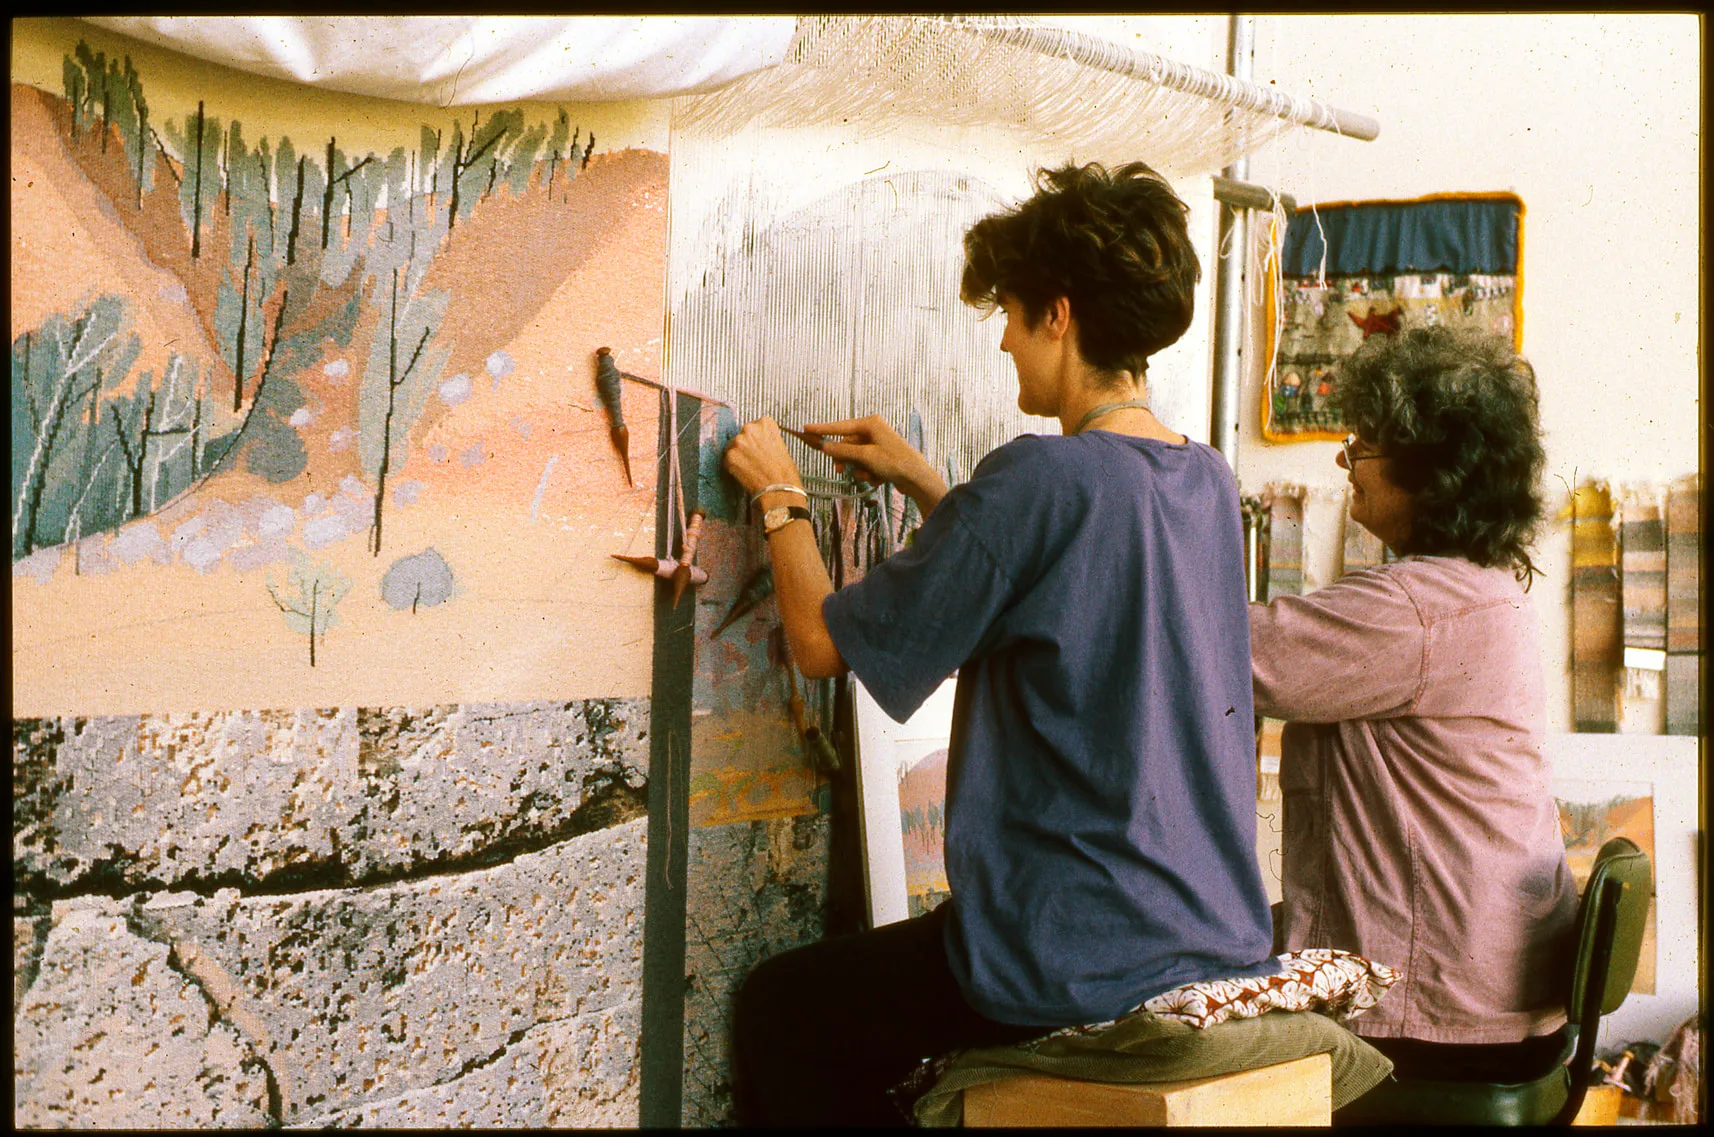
1619 492 1668 652
1571 482 1621 732
1665 475 1701 735
1340 490 1387 577
1263 487 1305 600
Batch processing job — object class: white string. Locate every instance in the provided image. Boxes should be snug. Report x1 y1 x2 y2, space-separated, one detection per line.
666 387 688 547
1257 208 1288 394
1311 201 1329 288
801 473 883 503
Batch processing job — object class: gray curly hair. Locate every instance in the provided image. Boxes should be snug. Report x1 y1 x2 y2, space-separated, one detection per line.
1334 326 1545 583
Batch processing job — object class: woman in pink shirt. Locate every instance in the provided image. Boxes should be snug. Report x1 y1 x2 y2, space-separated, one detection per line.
1250 327 1579 1091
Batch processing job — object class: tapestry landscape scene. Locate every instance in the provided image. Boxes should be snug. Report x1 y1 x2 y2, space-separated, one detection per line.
11 43 669 715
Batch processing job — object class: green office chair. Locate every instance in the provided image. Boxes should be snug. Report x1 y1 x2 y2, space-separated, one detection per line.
1338 836 1653 1126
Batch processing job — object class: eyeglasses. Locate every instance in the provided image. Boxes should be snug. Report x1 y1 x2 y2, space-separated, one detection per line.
1341 433 1388 468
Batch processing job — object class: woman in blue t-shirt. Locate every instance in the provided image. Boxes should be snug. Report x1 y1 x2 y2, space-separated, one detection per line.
724 161 1275 1126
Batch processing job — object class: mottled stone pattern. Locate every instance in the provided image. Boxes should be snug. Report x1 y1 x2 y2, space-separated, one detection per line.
13 698 648 893
310 1003 641 1128
13 907 275 1128
12 699 649 1128
13 913 52 1011
681 814 832 1127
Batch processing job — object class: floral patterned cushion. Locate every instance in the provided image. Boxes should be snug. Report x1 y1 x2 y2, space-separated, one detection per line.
1142 948 1400 1029
1033 948 1402 1042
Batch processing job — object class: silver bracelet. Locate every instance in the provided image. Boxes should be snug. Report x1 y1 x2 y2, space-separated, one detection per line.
750 483 808 508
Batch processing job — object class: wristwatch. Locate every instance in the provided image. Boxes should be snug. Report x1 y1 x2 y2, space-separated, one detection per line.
762 505 812 537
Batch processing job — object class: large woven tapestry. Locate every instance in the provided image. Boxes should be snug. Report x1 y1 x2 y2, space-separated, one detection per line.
1262 194 1524 442
11 30 667 716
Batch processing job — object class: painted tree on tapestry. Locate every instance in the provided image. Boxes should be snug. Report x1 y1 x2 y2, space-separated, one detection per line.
11 42 600 564
267 559 352 667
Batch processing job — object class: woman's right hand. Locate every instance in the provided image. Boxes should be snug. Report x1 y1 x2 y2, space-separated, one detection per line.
805 415 949 515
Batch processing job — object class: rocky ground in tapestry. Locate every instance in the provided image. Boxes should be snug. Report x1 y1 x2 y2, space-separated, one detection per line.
680 815 832 1127
12 697 649 1128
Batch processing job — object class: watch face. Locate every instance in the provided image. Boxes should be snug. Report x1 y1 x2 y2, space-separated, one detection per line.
763 506 804 535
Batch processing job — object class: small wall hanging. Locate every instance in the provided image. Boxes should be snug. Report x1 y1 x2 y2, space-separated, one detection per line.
1261 193 1525 442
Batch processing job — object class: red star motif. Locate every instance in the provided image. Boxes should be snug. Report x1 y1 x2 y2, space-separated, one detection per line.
1348 306 1404 338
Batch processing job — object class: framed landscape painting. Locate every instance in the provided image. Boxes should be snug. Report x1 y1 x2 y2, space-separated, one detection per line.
853 675 957 928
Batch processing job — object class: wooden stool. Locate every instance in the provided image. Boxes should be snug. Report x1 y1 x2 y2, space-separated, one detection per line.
960 1052 1332 1127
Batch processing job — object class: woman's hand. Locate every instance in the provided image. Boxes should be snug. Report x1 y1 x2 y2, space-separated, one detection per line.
721 416 846 679
724 417 804 502
806 415 949 516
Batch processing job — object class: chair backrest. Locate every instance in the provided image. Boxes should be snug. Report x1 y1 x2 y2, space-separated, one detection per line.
1564 836 1652 1022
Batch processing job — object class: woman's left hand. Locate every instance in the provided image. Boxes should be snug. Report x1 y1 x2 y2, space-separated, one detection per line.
724 417 804 498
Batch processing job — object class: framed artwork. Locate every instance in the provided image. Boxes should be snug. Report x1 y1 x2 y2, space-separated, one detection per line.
1261 193 1525 442
1546 732 1697 1048
1552 777 1657 996
853 675 958 928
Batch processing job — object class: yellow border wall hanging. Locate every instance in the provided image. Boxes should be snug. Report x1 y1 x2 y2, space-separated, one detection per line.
1260 192 1525 443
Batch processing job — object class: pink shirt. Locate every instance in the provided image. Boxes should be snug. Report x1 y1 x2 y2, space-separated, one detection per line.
1250 556 1579 1044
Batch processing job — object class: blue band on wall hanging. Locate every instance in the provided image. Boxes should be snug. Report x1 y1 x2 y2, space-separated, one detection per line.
1280 197 1521 277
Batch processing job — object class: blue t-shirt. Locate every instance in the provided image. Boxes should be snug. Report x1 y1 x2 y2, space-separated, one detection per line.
823 430 1277 1027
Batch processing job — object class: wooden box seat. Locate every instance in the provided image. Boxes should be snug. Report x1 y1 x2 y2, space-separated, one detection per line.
960 1051 1331 1127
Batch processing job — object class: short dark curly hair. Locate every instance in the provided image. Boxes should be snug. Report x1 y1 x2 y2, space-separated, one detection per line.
960 161 1200 381
1334 326 1545 582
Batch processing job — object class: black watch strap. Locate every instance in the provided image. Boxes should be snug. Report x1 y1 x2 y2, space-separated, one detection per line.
762 504 813 536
